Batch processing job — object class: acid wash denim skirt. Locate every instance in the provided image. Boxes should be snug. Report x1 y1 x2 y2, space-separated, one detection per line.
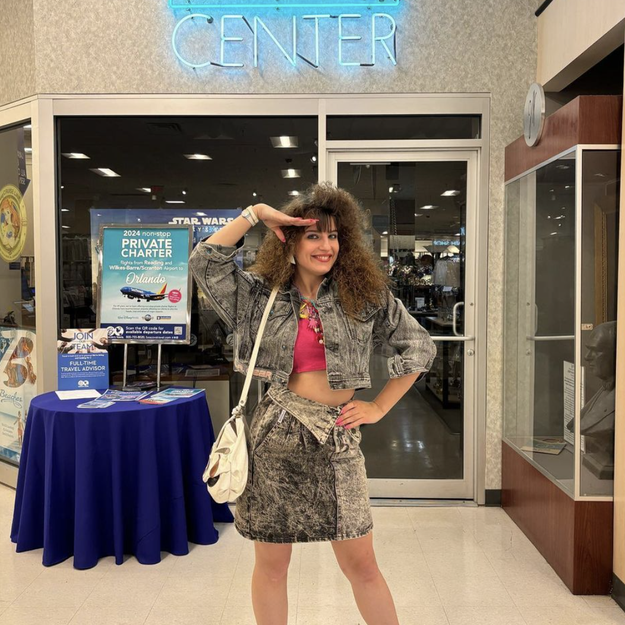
234 386 374 543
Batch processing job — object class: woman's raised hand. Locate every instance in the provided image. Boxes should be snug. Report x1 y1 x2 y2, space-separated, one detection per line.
254 204 318 243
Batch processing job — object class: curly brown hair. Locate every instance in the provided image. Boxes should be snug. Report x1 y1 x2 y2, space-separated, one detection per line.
248 183 390 317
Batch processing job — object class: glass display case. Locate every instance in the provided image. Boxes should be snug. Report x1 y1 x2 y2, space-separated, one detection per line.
503 146 620 501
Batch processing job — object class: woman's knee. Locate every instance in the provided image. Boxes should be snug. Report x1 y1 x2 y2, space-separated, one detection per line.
340 557 381 584
254 542 293 582
332 537 381 584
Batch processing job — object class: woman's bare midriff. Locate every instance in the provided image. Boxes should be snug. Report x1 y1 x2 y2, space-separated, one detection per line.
287 370 355 407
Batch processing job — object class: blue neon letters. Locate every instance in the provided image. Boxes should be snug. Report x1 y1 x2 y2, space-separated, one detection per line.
171 11 398 69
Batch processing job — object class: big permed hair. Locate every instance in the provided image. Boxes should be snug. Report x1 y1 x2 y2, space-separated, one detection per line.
248 183 390 317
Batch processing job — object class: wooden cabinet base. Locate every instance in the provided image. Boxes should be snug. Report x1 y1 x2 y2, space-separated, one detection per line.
502 440 613 595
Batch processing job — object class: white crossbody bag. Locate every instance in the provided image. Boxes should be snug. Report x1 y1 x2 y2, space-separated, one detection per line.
203 285 279 504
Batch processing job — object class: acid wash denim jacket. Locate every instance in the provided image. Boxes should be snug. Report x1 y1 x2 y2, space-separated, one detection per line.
189 242 437 391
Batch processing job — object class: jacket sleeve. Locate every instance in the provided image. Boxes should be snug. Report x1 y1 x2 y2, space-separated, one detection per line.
189 242 259 330
372 288 437 378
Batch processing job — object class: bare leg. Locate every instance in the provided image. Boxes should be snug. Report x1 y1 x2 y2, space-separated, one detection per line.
332 532 399 625
251 542 293 625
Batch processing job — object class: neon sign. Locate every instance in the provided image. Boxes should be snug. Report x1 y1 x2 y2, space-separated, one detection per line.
169 0 398 7
169 0 400 70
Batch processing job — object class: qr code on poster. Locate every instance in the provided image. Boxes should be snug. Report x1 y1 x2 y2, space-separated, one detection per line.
174 326 183 335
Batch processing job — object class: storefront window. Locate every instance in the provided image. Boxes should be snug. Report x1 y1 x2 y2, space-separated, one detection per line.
0 121 36 466
57 116 317 413
327 115 481 140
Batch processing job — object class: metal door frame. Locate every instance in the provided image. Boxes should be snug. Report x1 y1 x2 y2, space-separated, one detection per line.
327 149 480 499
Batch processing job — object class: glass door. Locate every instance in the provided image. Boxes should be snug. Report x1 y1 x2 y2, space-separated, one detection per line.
328 151 477 499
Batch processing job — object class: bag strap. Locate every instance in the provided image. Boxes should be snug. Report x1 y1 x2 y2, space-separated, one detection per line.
238 285 279 408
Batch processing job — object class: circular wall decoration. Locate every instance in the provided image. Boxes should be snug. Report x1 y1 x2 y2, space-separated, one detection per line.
0 185 28 263
524 82 546 147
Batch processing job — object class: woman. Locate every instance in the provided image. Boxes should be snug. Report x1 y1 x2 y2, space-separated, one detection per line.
190 184 436 625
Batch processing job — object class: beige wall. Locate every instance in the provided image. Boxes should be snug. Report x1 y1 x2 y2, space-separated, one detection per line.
537 0 625 90
0 0 35 106
613 33 625 586
1 0 541 491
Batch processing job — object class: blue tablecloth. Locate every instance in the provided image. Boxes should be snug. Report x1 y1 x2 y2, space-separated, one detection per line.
10 390 233 569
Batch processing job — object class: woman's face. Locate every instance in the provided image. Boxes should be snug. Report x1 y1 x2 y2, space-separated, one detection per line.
293 218 339 277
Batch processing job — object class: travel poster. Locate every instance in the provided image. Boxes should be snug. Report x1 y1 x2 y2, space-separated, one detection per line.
98 226 192 343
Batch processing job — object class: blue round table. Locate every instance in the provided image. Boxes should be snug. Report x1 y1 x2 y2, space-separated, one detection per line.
10 390 233 569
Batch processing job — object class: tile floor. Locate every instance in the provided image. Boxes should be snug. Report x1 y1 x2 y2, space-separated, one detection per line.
2 484 624 625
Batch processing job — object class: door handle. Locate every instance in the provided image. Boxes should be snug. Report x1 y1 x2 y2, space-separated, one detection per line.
452 302 464 337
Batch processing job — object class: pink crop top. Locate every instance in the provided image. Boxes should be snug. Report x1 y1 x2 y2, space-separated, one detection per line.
292 317 327 373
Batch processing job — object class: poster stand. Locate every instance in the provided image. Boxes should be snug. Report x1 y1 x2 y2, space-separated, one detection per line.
122 344 163 390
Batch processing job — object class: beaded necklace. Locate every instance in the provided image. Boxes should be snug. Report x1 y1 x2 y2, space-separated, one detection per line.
296 290 325 346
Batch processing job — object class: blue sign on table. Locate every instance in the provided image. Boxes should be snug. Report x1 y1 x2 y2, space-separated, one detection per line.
57 329 110 390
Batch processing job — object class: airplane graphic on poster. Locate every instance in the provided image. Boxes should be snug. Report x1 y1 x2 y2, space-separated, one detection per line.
120 284 168 301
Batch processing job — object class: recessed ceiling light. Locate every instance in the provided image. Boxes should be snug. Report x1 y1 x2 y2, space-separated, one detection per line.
388 186 394 193
90 168 120 177
420 205 438 210
137 187 151 193
166 200 185 204
62 225 70 229
551 232 558 235
62 152 90 159
60 185 65 190
382 231 388 235
24 147 32 153
184 154 212 160
441 190 460 197
271 136 298 148
564 185 573 189
311 155 318 163
282 169 301 179
288 190 300 196
182 190 187 195
61 208 70 212
414 214 423 218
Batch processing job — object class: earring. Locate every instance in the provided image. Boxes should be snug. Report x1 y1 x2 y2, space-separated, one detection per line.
289 254 296 265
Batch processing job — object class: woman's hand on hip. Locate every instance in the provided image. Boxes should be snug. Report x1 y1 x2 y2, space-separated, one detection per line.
253 204 317 243
336 400 385 429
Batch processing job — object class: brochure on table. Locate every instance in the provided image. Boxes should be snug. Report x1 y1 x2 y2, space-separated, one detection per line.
97 225 192 344
57 328 110 391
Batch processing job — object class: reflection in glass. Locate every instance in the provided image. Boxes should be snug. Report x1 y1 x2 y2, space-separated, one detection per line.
579 150 619 496
503 149 620 499
338 160 467 480
58 116 318 413
328 115 481 141
0 121 36 467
